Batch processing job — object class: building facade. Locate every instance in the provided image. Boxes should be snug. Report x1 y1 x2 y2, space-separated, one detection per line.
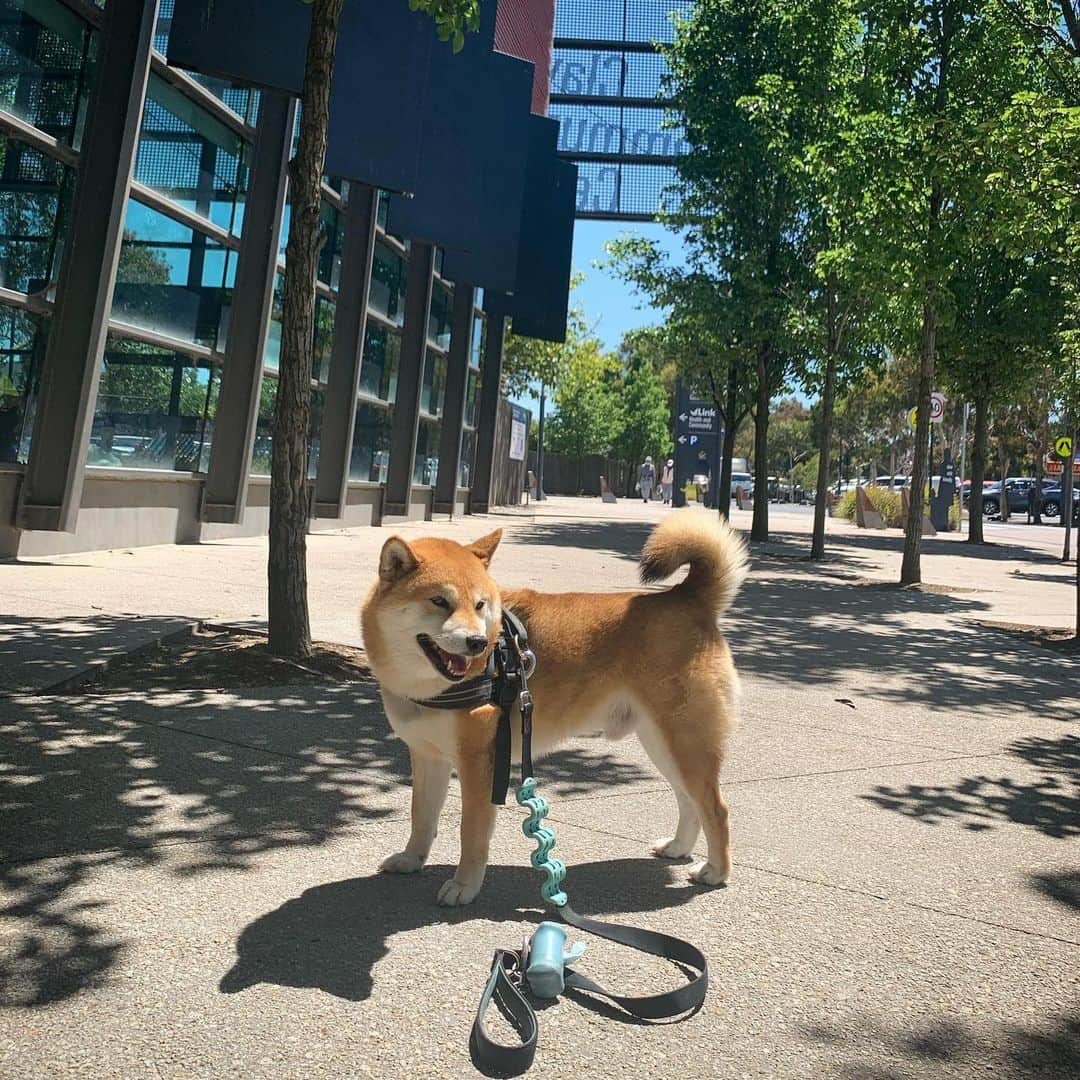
0 0 518 558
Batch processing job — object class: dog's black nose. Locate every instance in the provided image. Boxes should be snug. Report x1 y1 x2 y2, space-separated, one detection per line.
465 635 488 655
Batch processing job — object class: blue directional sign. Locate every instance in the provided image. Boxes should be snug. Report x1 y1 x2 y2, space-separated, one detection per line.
674 382 723 508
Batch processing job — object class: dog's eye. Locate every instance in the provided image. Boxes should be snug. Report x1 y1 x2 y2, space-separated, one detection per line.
475 600 485 612
430 596 450 610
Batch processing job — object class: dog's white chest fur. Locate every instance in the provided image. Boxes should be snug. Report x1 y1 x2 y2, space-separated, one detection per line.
381 689 462 759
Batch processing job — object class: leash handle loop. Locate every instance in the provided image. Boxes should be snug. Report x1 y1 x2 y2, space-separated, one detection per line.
470 950 537 1077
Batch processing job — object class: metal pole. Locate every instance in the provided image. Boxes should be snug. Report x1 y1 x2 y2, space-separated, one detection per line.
959 402 969 536
535 381 546 501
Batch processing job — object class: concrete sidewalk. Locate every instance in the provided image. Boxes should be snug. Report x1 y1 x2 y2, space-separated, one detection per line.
1 500 1077 1078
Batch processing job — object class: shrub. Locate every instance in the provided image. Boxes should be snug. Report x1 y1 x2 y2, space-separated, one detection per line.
837 484 905 528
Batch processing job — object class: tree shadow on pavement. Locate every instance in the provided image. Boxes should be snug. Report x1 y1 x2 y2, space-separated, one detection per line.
0 673 654 1008
1030 870 1080 911
861 734 1080 839
0 613 193 694
775 525 1066 566
803 1009 1080 1079
218 857 700 1003
726 573 1079 721
505 521 654 562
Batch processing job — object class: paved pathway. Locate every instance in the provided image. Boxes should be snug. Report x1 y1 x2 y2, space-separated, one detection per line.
1 500 1077 1077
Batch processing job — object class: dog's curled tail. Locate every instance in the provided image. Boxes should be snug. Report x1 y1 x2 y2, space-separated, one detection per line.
639 514 749 616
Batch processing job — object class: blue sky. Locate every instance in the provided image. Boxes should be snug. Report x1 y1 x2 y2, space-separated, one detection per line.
571 219 685 352
510 219 686 413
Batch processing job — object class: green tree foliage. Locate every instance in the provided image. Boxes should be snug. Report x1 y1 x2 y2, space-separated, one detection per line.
613 333 673 492
545 344 623 490
502 274 589 402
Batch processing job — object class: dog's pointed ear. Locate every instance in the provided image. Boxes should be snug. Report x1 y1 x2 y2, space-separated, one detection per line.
379 536 419 584
467 529 502 568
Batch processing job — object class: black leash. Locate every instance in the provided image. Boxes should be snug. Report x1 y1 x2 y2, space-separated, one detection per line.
466 612 708 1076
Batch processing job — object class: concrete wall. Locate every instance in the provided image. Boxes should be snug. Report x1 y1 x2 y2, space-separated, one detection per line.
0 468 429 559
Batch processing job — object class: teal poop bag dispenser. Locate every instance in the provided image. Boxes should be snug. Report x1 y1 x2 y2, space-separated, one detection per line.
525 921 587 998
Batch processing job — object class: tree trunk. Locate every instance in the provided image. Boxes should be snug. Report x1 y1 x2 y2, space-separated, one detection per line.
967 395 989 544
717 362 739 519
811 311 839 560
1063 425 1076 562
1033 429 1045 525
901 302 936 584
535 385 546 501
267 0 344 658
751 343 771 542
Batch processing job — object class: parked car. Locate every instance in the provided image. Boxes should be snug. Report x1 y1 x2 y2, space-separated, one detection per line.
980 478 1079 520
873 475 910 488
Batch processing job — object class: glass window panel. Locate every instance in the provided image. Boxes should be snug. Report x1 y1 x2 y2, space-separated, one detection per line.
458 428 475 488
0 0 96 147
278 194 343 287
111 200 233 350
349 399 391 484
0 137 72 292
135 72 250 235
0 302 46 463
251 373 275 475
317 198 344 289
263 275 334 381
307 387 323 479
90 336 217 472
376 189 388 231
412 418 440 487
465 368 480 429
419 347 446 418
357 318 400 403
470 313 485 368
264 273 284 370
428 281 451 350
313 294 335 384
368 239 406 326
249 374 322 477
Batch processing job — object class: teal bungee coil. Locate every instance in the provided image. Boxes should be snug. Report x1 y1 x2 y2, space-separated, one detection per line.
517 776 567 906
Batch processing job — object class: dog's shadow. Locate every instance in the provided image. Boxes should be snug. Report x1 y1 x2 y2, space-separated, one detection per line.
219 858 705 1003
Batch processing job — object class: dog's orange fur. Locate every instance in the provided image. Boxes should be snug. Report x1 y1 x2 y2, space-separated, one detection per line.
361 514 748 906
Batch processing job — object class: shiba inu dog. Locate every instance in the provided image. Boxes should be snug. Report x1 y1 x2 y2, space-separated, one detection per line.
361 514 748 906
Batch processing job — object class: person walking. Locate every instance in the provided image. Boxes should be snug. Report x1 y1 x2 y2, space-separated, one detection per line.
638 456 656 503
660 458 675 505
693 449 711 507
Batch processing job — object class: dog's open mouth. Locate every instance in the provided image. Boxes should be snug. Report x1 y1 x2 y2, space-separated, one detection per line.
417 635 471 681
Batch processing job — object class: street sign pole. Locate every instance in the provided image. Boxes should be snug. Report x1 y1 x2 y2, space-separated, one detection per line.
672 379 721 510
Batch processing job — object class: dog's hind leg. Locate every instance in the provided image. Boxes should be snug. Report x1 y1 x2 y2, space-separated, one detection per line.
642 705 732 886
380 749 451 874
637 719 701 860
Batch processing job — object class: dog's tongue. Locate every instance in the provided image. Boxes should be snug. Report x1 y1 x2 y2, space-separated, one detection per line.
444 650 469 677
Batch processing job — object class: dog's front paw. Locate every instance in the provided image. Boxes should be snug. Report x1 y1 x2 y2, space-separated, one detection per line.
690 860 730 886
651 836 694 859
437 878 482 906
380 851 425 874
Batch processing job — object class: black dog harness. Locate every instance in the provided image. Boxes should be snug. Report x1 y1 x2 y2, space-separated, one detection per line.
411 610 707 1076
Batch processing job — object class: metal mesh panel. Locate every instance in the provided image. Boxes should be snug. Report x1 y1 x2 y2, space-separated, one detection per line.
553 0 690 44
573 159 678 218
551 3 689 219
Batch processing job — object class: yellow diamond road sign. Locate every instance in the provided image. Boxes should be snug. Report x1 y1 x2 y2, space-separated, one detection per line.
1055 435 1073 460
